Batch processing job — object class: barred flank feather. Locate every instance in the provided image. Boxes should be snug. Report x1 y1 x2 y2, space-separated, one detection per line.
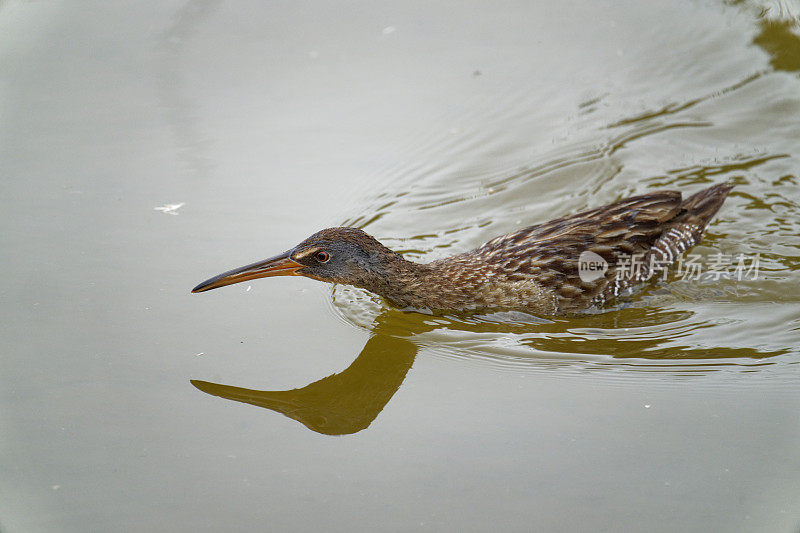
594 183 734 309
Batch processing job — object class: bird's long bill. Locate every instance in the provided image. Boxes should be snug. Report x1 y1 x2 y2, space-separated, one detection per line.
191 251 303 293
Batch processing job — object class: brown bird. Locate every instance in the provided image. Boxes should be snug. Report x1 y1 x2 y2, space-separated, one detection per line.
192 183 733 315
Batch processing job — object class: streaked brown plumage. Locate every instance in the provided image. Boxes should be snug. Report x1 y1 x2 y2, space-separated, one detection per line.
192 183 734 315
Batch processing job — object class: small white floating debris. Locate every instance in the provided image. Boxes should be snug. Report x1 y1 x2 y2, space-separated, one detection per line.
196 352 204 357
644 404 651 409
154 202 185 215
246 285 252 292
382 26 396 35
52 485 60 491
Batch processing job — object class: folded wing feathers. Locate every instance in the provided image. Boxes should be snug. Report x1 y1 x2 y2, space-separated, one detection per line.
472 185 732 311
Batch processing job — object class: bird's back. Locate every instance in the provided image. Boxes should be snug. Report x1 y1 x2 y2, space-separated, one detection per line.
444 183 734 313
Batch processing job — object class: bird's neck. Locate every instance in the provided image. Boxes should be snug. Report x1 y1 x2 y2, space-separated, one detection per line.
359 252 556 314
363 255 488 311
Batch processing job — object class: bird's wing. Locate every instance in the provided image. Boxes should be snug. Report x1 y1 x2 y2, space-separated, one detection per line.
474 191 685 311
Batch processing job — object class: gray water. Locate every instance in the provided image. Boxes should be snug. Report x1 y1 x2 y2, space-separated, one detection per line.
1 0 799 531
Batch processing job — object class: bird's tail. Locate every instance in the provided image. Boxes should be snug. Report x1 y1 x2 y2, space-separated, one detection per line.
599 182 735 303
641 182 735 273
679 182 735 230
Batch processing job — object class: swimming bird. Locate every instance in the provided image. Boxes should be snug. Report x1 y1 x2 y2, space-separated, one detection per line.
192 183 733 315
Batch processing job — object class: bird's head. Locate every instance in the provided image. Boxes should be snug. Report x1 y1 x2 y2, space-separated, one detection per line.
191 227 402 293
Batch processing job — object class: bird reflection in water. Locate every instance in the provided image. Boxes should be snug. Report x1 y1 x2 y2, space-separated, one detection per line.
191 314 417 436
189 302 787 436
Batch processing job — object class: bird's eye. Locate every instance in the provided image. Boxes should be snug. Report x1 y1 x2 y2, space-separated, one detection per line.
314 251 330 263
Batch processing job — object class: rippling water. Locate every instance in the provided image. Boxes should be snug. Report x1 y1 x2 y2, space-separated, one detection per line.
327 1 800 381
